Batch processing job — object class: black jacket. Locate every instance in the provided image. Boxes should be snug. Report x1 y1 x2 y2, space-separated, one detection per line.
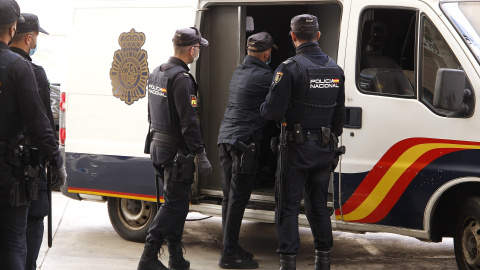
148 57 205 154
260 42 345 135
217 55 273 147
9 46 56 138
0 41 61 166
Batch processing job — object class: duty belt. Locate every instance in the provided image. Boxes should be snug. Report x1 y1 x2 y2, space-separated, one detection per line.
286 131 321 142
152 131 187 149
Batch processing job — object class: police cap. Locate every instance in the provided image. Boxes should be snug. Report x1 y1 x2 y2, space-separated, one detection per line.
0 0 24 24
290 14 319 32
247 32 278 52
17 13 49 34
172 27 209 47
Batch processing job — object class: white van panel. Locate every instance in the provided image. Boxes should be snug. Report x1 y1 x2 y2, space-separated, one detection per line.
64 1 197 157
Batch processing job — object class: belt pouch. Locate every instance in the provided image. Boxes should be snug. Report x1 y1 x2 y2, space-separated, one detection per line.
294 123 304 144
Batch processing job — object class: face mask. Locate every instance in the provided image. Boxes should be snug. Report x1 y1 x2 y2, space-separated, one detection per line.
28 35 37 56
266 53 272 65
7 28 17 46
193 52 200 62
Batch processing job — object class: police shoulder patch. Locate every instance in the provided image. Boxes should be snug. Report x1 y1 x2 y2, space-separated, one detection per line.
274 72 283 84
191 95 197 107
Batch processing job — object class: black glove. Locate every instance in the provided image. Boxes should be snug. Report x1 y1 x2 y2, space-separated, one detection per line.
50 164 67 189
196 151 212 175
270 136 279 154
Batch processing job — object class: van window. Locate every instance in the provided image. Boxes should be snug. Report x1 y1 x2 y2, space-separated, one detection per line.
357 8 416 97
420 16 475 117
442 2 480 66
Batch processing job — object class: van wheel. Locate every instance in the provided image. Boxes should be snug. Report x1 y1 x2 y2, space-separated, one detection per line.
454 197 480 270
107 197 158 243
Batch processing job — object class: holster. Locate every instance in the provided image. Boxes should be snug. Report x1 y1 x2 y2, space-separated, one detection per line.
8 146 42 207
164 152 195 184
330 133 346 171
144 130 153 154
320 127 331 148
232 142 256 174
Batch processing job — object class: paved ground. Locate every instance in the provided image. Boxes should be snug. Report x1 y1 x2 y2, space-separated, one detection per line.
36 192 458 270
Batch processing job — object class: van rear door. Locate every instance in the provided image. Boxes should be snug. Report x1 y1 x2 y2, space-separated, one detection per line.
192 1 344 222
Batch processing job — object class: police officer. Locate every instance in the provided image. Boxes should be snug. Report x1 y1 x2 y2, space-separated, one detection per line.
137 27 212 270
0 1 66 270
9 13 59 270
260 14 345 270
217 32 277 269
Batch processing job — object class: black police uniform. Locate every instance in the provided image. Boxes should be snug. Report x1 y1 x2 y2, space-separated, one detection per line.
0 40 62 270
217 54 273 255
260 41 345 255
9 46 55 270
146 56 204 246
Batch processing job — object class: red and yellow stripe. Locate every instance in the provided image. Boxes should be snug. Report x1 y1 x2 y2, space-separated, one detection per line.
336 138 480 223
68 187 164 203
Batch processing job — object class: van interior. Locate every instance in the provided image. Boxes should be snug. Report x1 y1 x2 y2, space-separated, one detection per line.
195 3 342 209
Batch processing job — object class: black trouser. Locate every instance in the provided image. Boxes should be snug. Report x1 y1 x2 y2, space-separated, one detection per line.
26 168 48 270
146 145 191 244
0 169 28 270
276 140 333 255
219 143 256 255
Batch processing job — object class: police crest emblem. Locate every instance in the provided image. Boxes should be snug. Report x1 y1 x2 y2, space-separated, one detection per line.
110 29 149 105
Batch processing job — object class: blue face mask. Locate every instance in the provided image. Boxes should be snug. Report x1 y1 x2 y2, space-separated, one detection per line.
266 53 272 65
28 35 37 56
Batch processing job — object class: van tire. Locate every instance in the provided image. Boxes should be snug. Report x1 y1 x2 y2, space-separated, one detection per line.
454 197 480 270
107 197 158 243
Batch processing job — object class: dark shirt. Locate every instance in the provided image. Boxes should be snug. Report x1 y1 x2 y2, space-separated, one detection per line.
260 41 345 135
217 55 273 146
159 57 205 154
0 41 61 166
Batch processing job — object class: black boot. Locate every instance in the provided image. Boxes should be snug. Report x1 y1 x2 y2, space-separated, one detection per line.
218 249 259 269
238 245 254 260
137 241 169 270
168 241 190 270
279 254 296 270
314 250 330 270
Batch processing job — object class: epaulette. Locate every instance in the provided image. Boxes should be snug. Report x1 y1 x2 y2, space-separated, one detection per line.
282 59 294 66
183 72 190 77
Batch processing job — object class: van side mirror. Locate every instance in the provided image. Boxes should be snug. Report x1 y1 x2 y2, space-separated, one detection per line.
433 68 465 112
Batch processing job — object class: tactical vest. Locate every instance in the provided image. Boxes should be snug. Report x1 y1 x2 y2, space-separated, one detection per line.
147 64 196 135
0 49 23 139
285 54 343 130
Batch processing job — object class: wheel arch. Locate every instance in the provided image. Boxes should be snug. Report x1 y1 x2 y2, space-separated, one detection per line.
425 178 480 242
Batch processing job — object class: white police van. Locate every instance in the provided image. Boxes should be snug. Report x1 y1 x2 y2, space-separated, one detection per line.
61 0 480 268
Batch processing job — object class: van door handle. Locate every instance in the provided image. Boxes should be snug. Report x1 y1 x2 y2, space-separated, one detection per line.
345 107 362 129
